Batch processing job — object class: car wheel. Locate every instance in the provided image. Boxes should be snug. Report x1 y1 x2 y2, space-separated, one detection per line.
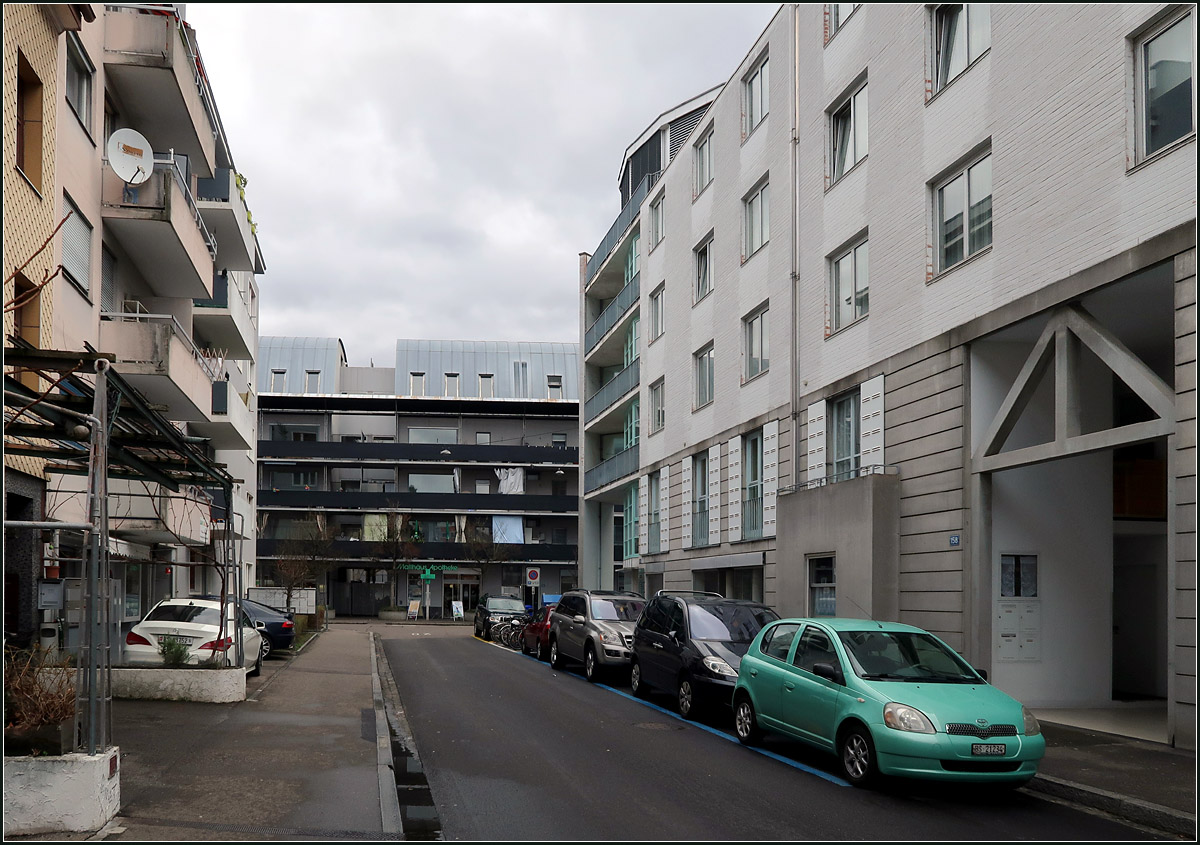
260 636 272 660
549 638 563 669
520 635 531 655
584 644 599 683
630 659 647 698
537 640 549 661
734 695 763 746
474 620 482 638
677 675 698 719
839 724 878 787
483 623 492 642
249 645 263 677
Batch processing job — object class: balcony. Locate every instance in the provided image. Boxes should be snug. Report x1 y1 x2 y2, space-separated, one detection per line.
189 378 254 451
110 479 212 545
99 312 221 422
257 539 576 563
258 440 577 466
585 358 639 426
585 271 639 357
692 504 711 547
101 156 217 299
742 494 764 540
102 5 217 176
584 445 639 494
647 515 661 555
192 271 256 359
585 172 658 286
258 489 578 513
196 169 259 272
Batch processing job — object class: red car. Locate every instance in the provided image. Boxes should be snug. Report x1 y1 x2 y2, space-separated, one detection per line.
521 604 557 660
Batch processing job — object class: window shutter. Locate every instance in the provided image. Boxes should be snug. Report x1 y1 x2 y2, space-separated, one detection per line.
681 459 692 549
658 465 670 553
727 435 743 542
638 475 649 553
708 443 722 545
806 400 827 485
859 375 885 468
61 197 92 291
763 420 779 537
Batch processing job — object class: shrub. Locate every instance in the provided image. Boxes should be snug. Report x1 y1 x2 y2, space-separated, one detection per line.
4 645 75 730
158 637 191 667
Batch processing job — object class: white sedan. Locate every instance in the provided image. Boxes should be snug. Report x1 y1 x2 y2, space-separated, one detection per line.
124 597 264 675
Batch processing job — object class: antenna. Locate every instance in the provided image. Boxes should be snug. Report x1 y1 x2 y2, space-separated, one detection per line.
107 128 154 185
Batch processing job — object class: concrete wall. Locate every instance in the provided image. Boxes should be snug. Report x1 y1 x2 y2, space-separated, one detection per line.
3 748 121 835
1172 247 1196 748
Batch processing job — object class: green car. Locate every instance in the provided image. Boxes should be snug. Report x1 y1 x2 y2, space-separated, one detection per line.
732 618 1045 787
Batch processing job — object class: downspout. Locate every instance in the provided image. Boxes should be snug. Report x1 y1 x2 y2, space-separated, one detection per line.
790 3 802 441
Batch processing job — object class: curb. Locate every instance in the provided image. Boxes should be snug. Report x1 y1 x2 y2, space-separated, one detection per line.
369 631 404 838
1026 774 1196 838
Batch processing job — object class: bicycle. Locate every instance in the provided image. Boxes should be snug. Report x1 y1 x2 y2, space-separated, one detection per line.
493 615 529 650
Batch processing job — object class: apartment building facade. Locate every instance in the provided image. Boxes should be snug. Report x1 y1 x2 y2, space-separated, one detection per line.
4 3 265 647
580 4 1196 748
257 338 580 618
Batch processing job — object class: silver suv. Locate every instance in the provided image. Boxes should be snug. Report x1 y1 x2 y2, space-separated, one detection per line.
548 589 646 682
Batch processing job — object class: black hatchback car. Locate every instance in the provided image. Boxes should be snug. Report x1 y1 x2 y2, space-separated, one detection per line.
473 594 528 641
241 598 295 656
630 591 779 719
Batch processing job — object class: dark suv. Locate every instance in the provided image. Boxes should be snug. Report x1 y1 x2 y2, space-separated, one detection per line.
548 589 645 681
473 594 528 641
630 591 779 718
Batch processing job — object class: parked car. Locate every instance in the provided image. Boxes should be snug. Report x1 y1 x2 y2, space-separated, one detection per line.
473 594 528 641
630 591 778 717
520 603 557 660
124 597 263 675
240 598 295 657
732 617 1046 787
548 589 645 681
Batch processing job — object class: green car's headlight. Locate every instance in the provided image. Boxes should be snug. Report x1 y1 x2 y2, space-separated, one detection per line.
1022 706 1041 736
702 656 738 678
883 702 935 734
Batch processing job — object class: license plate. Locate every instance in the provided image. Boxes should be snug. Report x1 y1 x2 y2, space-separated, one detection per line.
159 635 192 646
972 743 1006 756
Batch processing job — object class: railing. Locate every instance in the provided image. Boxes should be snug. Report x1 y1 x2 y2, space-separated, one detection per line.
196 167 232 202
742 493 764 540
585 272 640 353
584 358 639 423
779 463 899 495
583 444 638 493
100 310 222 382
194 270 228 308
102 154 218 261
585 172 660 285
647 515 661 554
692 504 710 547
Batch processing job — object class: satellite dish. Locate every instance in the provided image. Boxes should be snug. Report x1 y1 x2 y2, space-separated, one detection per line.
107 128 154 185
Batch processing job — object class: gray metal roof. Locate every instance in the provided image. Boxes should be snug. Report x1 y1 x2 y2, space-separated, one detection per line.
258 337 348 393
394 340 579 400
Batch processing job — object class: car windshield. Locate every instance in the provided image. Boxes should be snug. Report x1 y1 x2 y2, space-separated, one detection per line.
488 598 525 612
688 603 780 642
838 630 983 682
591 598 645 621
144 604 221 626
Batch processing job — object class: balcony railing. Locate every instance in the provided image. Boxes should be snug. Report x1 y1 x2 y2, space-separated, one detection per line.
103 154 217 261
100 310 223 382
585 172 659 285
647 515 661 554
779 463 900 494
585 271 640 354
692 504 710 547
195 270 229 308
584 358 639 424
583 444 638 493
742 493 764 540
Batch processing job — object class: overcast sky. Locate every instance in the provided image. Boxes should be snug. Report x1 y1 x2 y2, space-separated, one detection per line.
183 3 781 367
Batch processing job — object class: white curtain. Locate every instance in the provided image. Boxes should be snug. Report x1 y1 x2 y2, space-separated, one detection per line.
494 467 525 494
492 515 524 544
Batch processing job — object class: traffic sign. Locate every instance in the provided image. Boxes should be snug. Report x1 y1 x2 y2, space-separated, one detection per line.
420 572 436 581
526 568 540 586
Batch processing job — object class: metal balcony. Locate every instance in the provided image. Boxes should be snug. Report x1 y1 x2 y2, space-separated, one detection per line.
585 172 659 286
742 494 764 540
583 444 639 494
585 271 639 355
584 358 639 425
196 168 259 272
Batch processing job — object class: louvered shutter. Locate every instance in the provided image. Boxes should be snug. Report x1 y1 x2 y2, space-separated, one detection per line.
727 435 742 542
61 197 92 292
859 375 885 470
708 443 721 544
806 400 827 485
763 420 779 537
658 465 670 553
638 475 649 554
681 459 692 549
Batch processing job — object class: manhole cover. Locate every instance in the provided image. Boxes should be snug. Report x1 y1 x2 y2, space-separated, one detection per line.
634 722 684 731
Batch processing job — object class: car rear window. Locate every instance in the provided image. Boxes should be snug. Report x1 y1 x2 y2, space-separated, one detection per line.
145 604 221 626
591 598 645 621
488 598 525 612
688 603 780 642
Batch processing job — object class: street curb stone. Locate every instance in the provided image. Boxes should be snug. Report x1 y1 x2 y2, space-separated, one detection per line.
1027 774 1196 838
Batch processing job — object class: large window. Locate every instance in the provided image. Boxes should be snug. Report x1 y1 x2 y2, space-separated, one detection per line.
829 3 860 39
695 237 713 301
15 52 44 190
744 306 769 380
445 372 459 397
745 181 769 257
649 379 665 434
831 239 869 331
743 429 764 540
409 427 456 445
934 4 990 92
648 472 662 554
304 370 320 393
693 453 710 547
831 83 868 182
410 372 425 396
61 195 92 293
624 399 640 448
745 55 769 133
65 33 93 131
695 128 714 194
649 283 665 340
547 375 563 400
649 194 665 247
270 370 286 392
479 373 494 398
809 557 837 616
1137 10 1195 159
829 389 861 478
623 484 639 560
936 153 992 272
407 473 454 494
694 343 714 409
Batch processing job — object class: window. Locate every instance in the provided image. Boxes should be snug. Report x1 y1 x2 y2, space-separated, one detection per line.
649 284 665 340
649 379 665 434
745 182 769 257
831 239 869 331
12 274 41 390
15 52 44 190
694 344 715 408
622 484 639 559
479 373 494 398
693 453 710 546
936 153 991 272
64 33 93 132
831 83 868 182
695 238 713 301
761 623 800 661
269 370 286 392
794 623 838 671
445 373 459 396
743 429 764 539
934 4 990 93
809 557 837 616
829 389 860 478
407 473 454 494
61 195 92 293
547 375 563 400
829 3 860 39
695 128 714 194
623 315 639 368
513 360 529 398
100 246 116 313
475 431 491 445
476 479 490 495
649 194 665 246
409 427 456 445
745 55 769 133
1137 10 1195 159
624 400 640 448
744 306 769 380
648 472 662 554
1001 554 1038 597
552 433 568 449
305 371 320 393
410 372 425 396
625 233 640 283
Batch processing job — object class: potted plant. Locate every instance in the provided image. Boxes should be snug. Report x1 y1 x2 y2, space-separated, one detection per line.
3 645 76 757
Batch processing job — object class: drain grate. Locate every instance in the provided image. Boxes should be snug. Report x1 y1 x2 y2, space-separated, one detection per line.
391 740 443 840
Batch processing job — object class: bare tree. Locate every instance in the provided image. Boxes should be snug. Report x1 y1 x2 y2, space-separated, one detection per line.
383 512 422 607
273 518 337 613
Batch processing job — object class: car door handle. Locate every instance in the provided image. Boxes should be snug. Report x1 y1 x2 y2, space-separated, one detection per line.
748 669 758 677
784 682 795 691
652 642 663 649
